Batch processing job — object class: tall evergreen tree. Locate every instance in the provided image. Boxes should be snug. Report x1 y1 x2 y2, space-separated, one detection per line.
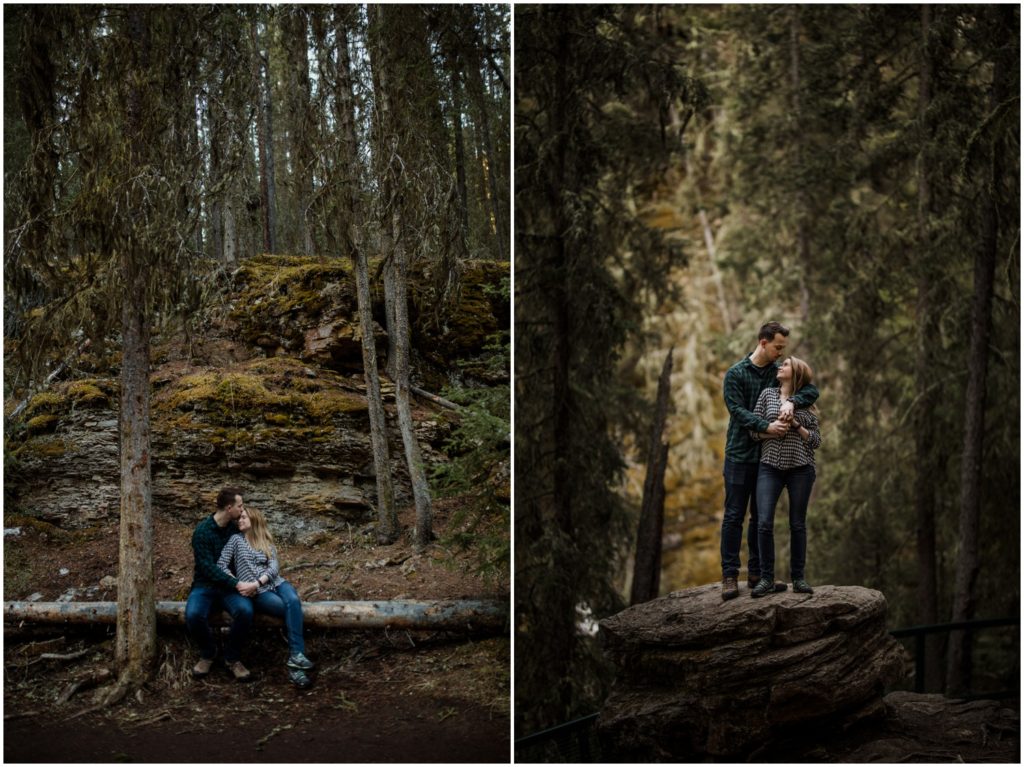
515 5 702 732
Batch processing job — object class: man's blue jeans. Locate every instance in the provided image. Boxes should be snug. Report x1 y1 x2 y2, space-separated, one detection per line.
755 463 815 580
185 586 254 663
721 459 761 579
253 580 305 656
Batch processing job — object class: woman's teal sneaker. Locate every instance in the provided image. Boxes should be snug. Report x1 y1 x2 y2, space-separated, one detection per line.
287 652 315 670
751 577 776 598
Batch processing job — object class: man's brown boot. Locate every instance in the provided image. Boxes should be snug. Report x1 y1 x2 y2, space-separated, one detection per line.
722 576 739 601
228 661 252 682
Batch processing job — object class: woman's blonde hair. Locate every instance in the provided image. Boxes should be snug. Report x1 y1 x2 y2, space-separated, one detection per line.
787 356 819 417
244 506 275 558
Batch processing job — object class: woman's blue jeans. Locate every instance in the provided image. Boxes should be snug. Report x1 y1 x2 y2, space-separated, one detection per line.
253 580 305 656
755 463 815 580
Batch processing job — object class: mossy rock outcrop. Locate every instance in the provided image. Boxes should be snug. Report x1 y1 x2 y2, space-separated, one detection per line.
229 255 508 389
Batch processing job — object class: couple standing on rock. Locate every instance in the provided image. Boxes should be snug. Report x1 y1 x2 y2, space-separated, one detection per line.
185 487 316 688
720 321 822 601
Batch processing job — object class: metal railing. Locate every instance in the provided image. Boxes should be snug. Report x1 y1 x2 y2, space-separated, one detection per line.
889 615 1019 698
514 714 600 763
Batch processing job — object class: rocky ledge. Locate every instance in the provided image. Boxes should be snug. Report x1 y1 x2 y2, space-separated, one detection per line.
597 583 909 761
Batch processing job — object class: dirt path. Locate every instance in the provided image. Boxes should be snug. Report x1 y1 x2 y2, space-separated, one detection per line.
5 693 508 763
4 627 509 763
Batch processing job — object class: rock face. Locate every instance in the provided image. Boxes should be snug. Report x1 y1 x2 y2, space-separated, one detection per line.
597 583 909 761
5 255 508 542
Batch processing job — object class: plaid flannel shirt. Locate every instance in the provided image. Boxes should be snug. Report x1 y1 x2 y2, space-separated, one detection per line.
217 534 283 594
190 515 239 590
751 386 822 469
723 354 819 463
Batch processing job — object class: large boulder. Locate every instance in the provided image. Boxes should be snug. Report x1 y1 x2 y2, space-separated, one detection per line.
597 583 909 761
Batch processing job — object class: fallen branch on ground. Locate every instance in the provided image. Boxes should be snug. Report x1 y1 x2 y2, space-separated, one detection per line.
5 599 508 633
410 385 462 411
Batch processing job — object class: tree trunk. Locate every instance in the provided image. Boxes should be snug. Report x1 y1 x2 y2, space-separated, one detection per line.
631 349 674 605
790 8 812 344
465 44 506 261
256 24 277 254
115 7 157 693
946 8 1010 696
446 47 470 243
386 230 433 550
4 599 507 633
333 8 397 544
913 4 943 693
283 7 315 255
223 201 237 267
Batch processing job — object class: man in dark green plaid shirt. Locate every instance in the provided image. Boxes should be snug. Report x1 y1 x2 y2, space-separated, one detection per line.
720 321 818 601
185 487 258 680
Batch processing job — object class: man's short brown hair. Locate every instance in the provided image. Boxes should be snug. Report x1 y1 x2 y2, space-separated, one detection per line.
216 487 243 510
758 321 790 342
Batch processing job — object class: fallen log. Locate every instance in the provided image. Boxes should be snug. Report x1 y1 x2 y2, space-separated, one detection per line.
4 599 507 633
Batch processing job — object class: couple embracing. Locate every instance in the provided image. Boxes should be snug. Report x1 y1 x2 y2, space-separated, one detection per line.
185 487 315 688
720 321 822 601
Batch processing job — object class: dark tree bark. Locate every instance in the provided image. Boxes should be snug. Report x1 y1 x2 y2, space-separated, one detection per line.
913 4 943 693
445 46 470 243
386 235 434 550
946 5 1013 697
282 7 315 255
332 7 398 543
368 6 436 548
790 7 812 344
114 6 157 696
630 349 674 605
255 22 277 254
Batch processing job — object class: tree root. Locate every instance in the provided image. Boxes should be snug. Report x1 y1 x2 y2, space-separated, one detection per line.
63 668 120 717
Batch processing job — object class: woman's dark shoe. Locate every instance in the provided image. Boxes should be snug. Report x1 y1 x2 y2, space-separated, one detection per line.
287 652 315 671
751 577 776 598
793 579 814 594
288 667 313 689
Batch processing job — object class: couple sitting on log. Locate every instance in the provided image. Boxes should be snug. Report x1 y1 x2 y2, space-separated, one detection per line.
720 321 823 601
185 487 315 688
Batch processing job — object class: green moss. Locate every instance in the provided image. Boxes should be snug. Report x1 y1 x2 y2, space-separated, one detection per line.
13 437 67 458
25 414 60 435
66 380 110 408
3 513 73 542
303 389 367 419
153 357 367 436
229 255 356 345
24 391 66 417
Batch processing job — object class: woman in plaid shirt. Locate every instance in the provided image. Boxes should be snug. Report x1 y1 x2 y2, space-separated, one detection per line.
219 506 316 688
749 356 821 597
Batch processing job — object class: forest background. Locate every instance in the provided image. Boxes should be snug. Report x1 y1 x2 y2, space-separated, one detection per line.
515 4 1019 736
4 1 510 712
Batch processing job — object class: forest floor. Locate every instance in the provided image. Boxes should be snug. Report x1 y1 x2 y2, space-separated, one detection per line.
3 504 510 763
